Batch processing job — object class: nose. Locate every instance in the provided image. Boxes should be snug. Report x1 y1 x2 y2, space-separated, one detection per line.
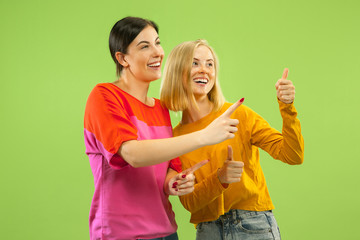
198 62 207 73
153 45 164 57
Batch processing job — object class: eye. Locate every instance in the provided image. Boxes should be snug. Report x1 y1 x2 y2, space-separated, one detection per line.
156 41 161 45
192 61 198 66
140 44 149 49
207 62 213 67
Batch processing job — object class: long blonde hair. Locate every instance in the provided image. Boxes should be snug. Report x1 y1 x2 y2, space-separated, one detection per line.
160 39 225 112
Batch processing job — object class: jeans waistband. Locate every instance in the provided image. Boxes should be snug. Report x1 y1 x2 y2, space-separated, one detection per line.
217 209 272 222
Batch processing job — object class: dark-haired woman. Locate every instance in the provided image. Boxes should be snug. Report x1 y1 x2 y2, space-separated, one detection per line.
84 17 243 240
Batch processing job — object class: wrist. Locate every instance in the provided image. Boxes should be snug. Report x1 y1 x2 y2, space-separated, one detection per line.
164 170 175 195
217 168 228 188
164 183 170 196
194 129 207 148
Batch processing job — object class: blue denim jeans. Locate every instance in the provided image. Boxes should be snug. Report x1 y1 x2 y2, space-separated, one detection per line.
137 232 178 240
196 210 281 240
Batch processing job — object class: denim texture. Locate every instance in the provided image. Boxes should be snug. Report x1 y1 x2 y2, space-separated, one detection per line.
196 210 281 240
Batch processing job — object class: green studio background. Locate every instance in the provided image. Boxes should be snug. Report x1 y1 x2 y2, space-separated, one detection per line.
1 0 359 239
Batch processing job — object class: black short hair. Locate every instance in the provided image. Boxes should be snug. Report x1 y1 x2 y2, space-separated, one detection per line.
109 17 159 76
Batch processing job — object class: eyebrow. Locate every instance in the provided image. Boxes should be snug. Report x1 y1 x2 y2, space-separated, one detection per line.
193 57 214 61
136 37 160 46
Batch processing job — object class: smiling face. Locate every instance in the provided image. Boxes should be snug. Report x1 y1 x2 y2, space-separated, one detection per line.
122 25 164 82
190 45 216 98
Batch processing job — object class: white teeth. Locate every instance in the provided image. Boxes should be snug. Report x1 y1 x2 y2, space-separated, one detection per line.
194 78 208 84
148 62 160 67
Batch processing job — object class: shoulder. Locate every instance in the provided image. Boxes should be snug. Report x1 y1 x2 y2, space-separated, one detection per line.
88 83 116 99
91 83 123 96
91 82 112 91
86 83 129 112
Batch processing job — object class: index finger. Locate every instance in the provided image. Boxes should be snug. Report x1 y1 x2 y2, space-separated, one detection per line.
183 159 209 174
221 98 244 118
282 68 289 80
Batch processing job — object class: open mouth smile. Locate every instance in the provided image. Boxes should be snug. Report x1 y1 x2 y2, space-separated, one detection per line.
148 62 161 68
193 78 208 84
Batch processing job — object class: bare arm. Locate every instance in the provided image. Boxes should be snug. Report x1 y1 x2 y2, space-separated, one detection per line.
119 99 244 168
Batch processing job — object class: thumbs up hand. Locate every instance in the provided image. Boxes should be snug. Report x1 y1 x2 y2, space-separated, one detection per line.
275 68 295 104
217 145 244 185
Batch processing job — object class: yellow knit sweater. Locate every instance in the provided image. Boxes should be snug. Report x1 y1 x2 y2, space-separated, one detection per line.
174 101 304 224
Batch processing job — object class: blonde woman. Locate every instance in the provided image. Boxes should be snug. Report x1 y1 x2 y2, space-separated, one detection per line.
160 39 304 240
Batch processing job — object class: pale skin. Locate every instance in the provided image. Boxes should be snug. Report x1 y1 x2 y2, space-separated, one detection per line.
276 68 295 104
113 26 243 195
164 160 209 196
183 45 296 186
217 145 244 187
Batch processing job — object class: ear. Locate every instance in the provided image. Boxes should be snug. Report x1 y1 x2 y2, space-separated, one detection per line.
115 52 129 68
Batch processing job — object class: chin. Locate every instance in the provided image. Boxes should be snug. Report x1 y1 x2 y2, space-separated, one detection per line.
146 77 160 82
143 74 161 82
193 92 208 98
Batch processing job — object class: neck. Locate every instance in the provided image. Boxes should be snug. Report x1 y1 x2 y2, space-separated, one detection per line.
182 95 213 124
113 71 152 105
